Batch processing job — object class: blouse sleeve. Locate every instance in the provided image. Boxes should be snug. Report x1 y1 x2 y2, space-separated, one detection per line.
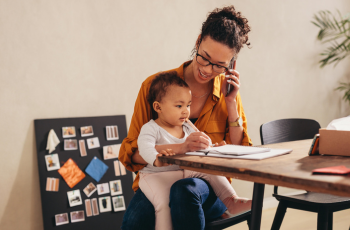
138 122 160 165
119 81 152 172
225 92 253 146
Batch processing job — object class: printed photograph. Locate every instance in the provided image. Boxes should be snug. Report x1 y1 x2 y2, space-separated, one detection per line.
109 180 122 196
64 139 78 150
99 196 112 213
79 140 87 157
45 154 60 171
46 177 59 192
67 189 83 207
106 125 119 141
87 137 100 149
55 213 69 226
62 126 76 138
91 198 99 216
83 182 97 197
112 196 126 212
80 126 94 137
85 199 92 217
103 144 121 160
70 211 85 223
97 182 110 195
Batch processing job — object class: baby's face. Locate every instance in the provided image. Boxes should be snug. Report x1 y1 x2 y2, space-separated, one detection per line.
158 85 191 127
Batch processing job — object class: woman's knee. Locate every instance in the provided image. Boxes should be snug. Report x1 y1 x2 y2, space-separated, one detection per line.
121 189 155 230
170 178 208 205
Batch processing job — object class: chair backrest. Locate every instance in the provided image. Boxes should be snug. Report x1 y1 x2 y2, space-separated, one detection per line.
260 118 321 145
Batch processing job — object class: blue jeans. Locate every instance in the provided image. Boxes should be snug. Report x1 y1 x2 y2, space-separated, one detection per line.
121 178 227 230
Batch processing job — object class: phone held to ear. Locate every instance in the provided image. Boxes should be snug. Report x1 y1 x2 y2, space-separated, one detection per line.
226 59 236 97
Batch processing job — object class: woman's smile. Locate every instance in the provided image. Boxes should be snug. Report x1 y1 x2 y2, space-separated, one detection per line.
198 69 211 80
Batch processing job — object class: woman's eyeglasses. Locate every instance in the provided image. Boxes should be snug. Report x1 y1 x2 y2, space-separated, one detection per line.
195 52 229 74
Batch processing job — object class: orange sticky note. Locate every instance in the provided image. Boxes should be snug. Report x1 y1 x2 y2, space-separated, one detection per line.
58 158 85 188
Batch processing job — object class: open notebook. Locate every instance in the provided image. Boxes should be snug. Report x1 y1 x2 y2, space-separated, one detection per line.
187 144 292 160
198 145 270 155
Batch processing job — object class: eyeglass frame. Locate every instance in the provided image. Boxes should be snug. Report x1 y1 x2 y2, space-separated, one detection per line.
195 43 233 74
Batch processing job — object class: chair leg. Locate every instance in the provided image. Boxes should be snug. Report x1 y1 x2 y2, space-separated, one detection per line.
271 202 287 230
247 217 251 228
317 209 329 230
328 212 332 230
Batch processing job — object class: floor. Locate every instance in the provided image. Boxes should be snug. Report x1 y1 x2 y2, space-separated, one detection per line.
225 208 350 230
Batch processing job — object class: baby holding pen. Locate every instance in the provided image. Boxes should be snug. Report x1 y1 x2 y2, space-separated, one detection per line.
137 71 251 230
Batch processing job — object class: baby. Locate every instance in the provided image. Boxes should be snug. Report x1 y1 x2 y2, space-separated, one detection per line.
138 71 252 230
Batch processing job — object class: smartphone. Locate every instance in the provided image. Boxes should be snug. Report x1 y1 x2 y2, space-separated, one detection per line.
226 58 236 97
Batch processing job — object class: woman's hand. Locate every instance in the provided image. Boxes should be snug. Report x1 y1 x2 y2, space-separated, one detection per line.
153 149 175 167
181 132 212 153
221 69 240 104
213 140 226 147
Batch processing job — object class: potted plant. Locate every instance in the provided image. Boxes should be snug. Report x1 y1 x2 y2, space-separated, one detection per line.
312 10 350 103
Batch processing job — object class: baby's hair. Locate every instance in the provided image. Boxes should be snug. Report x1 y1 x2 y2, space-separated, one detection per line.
147 71 189 119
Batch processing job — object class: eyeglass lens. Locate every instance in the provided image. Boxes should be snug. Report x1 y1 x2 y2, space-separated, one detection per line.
196 55 226 73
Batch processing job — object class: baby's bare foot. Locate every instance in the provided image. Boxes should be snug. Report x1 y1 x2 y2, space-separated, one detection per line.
223 197 252 215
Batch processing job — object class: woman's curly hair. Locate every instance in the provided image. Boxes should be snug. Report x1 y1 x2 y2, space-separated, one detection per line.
193 5 251 56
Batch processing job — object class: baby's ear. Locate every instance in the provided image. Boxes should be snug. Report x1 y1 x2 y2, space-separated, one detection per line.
153 101 161 113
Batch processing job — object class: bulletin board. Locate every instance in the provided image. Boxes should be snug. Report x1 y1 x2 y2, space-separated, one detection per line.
34 115 134 230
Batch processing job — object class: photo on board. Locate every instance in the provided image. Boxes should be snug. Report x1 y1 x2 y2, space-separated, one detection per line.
112 196 126 212
97 182 110 195
79 140 87 157
99 196 112 213
70 210 85 223
85 199 92 217
106 125 119 141
45 154 60 171
67 189 83 207
46 177 59 192
62 127 76 138
103 144 120 160
109 180 122 196
80 126 94 137
55 213 69 226
83 182 97 197
91 198 99 216
64 139 78 150
87 137 100 149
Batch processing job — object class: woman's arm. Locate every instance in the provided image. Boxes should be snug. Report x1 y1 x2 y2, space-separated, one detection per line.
226 100 244 145
131 150 147 164
119 80 153 172
221 70 252 146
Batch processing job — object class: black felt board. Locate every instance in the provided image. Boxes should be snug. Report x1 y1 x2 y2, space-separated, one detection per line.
34 115 134 230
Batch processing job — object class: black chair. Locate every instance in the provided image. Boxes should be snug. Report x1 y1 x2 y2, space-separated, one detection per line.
205 210 251 230
260 118 350 230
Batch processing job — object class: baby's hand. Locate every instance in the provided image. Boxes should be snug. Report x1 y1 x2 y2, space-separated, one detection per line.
153 149 175 167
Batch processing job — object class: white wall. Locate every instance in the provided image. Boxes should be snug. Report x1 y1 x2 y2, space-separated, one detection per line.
1 1 350 229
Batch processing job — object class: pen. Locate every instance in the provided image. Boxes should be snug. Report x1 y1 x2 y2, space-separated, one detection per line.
186 119 214 150
185 118 199 132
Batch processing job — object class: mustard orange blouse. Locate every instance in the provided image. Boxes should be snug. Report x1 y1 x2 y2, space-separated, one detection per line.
119 61 253 191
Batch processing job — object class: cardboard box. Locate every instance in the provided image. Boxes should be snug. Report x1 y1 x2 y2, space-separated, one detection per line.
319 128 350 156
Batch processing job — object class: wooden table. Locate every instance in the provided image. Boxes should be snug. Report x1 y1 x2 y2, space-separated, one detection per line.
159 139 350 230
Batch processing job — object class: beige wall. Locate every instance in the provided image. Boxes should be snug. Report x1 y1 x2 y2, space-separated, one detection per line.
1 0 350 229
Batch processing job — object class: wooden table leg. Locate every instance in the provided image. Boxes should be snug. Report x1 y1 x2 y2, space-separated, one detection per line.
250 183 265 230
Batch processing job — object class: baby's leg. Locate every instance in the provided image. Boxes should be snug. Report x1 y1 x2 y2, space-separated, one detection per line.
139 171 183 230
184 170 251 215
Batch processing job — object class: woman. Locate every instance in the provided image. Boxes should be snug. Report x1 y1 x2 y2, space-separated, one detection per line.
119 5 252 230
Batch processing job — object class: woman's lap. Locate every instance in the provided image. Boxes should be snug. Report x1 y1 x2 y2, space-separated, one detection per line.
121 177 226 230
